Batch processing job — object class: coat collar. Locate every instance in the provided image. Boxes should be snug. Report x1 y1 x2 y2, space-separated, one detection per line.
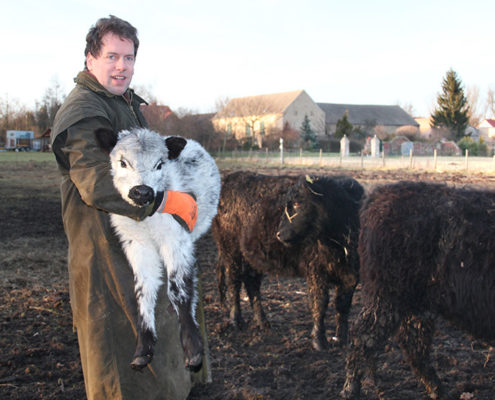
74 70 147 105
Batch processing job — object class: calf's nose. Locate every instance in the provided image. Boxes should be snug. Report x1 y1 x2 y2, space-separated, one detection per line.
128 185 154 206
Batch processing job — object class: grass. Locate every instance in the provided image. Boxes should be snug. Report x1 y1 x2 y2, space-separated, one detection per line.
0 151 56 163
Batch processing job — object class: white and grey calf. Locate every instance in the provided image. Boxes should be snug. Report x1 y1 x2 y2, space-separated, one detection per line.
95 127 220 372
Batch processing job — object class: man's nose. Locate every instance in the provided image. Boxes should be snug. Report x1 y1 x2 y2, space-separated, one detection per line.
116 57 126 70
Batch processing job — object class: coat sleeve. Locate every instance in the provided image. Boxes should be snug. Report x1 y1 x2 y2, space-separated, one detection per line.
60 116 150 220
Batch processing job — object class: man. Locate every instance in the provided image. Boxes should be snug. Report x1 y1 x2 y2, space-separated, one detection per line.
51 15 206 399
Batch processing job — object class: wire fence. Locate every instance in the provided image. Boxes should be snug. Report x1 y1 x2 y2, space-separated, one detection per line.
214 149 495 175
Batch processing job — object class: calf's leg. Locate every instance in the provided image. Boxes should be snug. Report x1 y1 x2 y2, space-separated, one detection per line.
169 273 203 372
333 282 357 346
398 313 446 399
341 300 401 399
225 262 245 328
122 242 163 370
244 268 269 329
306 273 330 351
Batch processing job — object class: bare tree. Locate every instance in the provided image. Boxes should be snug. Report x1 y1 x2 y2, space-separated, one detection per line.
487 88 495 119
466 85 484 127
132 84 159 104
0 95 37 143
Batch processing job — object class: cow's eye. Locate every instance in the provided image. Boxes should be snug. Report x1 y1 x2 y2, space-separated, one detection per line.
120 160 127 168
156 162 164 170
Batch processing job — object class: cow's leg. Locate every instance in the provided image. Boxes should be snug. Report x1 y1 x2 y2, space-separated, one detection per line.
244 268 269 329
306 272 329 351
341 300 401 399
225 261 244 328
131 317 156 371
162 240 203 371
122 242 163 371
398 313 446 400
333 280 357 346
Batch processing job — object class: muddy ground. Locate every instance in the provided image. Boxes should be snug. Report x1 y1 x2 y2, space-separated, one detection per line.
1 161 494 399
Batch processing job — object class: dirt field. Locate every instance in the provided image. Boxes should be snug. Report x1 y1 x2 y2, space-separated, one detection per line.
1 159 494 399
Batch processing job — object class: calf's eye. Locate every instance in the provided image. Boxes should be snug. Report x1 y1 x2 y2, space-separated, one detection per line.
120 160 127 168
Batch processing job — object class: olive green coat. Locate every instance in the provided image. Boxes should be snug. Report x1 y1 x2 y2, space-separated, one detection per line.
51 71 207 400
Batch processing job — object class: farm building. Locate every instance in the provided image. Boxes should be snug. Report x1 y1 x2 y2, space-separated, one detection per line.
212 90 325 147
478 119 495 142
317 103 419 137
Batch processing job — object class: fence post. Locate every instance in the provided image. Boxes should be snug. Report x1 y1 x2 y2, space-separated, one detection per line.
361 152 364 169
382 150 385 167
279 138 284 165
433 149 437 171
319 149 322 166
299 148 303 164
409 148 414 169
465 149 469 172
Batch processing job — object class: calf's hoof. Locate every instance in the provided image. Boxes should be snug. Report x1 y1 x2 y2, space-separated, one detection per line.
311 335 328 351
185 352 203 372
130 352 153 371
340 379 360 399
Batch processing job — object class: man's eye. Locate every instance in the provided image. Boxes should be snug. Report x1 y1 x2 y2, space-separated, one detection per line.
125 56 135 62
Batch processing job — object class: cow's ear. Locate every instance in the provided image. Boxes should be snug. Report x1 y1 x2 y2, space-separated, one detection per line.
165 136 187 160
304 176 323 197
94 128 118 154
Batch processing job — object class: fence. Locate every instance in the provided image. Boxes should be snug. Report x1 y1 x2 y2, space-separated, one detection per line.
214 148 495 174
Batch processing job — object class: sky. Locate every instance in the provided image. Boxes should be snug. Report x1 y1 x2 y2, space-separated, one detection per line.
2 0 494 118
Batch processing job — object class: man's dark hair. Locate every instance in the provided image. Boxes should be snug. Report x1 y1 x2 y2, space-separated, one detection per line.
84 15 139 67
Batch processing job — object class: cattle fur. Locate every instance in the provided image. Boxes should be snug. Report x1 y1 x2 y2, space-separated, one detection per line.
213 171 363 350
341 181 495 399
94 127 220 372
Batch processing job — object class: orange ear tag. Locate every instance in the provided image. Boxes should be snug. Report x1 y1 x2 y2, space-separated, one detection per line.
162 191 198 232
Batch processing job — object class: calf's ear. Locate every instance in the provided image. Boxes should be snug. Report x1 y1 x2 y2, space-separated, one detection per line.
165 136 187 160
94 128 118 154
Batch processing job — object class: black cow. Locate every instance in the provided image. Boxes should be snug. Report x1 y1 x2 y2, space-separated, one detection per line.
213 171 363 350
342 181 495 399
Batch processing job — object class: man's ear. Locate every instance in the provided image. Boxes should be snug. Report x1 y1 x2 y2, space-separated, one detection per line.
94 128 118 154
165 136 187 160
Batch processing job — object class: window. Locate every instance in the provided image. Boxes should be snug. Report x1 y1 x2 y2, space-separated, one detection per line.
260 122 265 136
246 124 251 136
227 124 232 135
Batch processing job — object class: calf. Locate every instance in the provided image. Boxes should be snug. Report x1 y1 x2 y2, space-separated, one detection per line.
213 171 363 350
95 127 220 371
341 181 495 399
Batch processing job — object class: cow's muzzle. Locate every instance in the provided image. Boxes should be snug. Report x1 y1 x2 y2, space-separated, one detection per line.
128 185 154 206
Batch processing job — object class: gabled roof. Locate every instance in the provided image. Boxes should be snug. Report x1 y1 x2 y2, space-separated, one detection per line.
215 90 305 118
317 103 419 127
483 119 495 127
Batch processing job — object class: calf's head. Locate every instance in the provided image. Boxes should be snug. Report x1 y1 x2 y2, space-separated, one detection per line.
94 127 187 207
276 175 323 247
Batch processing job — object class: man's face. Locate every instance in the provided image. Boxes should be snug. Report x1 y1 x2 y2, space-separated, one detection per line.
86 32 135 96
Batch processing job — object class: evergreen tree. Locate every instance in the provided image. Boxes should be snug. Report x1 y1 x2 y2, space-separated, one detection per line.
335 111 353 139
300 115 317 150
431 69 470 141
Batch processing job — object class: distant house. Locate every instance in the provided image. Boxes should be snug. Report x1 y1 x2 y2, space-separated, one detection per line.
317 103 419 136
478 119 495 142
414 117 433 138
212 90 325 147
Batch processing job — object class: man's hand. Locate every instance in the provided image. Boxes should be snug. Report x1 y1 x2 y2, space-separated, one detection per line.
148 191 198 232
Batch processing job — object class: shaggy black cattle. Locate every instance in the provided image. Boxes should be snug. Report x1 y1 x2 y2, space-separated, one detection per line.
341 181 495 399
213 171 363 350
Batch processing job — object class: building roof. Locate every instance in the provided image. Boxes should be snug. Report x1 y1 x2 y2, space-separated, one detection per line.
215 90 305 118
482 119 495 127
317 103 419 127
